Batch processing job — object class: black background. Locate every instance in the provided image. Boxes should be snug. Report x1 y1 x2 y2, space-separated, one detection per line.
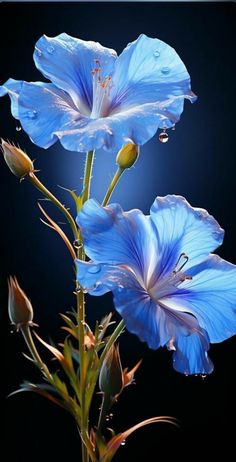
1 2 236 461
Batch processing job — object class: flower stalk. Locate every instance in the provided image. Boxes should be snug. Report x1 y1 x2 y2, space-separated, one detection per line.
20 325 52 381
102 167 125 206
82 150 95 204
78 150 95 462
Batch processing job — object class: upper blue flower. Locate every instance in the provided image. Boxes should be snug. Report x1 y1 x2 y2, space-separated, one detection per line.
76 195 236 375
0 34 196 153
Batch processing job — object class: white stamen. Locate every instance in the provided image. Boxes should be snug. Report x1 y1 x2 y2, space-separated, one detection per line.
90 60 111 119
148 253 192 301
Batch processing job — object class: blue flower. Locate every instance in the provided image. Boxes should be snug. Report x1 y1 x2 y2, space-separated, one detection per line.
76 195 236 375
0 34 196 153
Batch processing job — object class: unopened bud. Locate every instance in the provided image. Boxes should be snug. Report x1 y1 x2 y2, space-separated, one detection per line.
99 344 124 397
116 144 139 169
1 139 34 178
8 276 34 330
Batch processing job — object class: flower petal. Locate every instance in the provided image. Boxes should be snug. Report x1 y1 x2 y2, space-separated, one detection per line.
34 34 117 114
162 254 236 343
56 97 187 153
110 34 196 122
76 258 165 349
76 199 157 278
112 273 212 374
76 260 130 296
150 195 224 277
172 325 213 375
0 78 24 118
17 82 86 148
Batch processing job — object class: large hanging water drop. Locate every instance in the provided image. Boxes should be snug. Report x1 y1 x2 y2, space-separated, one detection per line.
159 131 169 143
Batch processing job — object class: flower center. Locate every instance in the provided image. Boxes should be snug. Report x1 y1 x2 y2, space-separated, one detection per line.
148 253 192 301
90 60 111 119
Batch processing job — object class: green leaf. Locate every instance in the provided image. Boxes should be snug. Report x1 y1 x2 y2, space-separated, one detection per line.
61 313 79 339
58 186 83 213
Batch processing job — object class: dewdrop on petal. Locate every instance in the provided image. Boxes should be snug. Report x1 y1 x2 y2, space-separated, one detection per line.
1 139 34 178
8 276 34 331
116 143 139 169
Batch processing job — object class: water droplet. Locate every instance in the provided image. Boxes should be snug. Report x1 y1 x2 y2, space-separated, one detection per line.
121 440 126 446
201 374 207 380
106 416 110 422
47 45 55 54
153 49 160 58
73 239 82 250
172 125 176 131
184 372 189 377
159 131 169 143
35 48 42 57
16 124 22 132
161 67 170 75
109 413 113 419
88 265 101 274
98 324 103 331
27 110 38 119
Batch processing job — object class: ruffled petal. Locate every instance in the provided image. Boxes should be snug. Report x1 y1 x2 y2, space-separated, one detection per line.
17 82 87 148
150 195 224 278
172 326 213 375
55 97 186 153
34 34 117 114
76 199 157 279
0 78 24 118
162 254 236 343
110 34 196 119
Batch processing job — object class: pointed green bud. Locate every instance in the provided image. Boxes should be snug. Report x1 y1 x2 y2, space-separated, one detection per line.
99 344 124 397
116 143 139 169
8 276 34 331
1 139 34 178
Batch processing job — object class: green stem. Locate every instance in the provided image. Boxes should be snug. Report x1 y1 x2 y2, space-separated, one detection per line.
20 325 51 381
28 172 78 240
102 167 125 206
76 279 88 462
82 151 95 204
78 150 95 462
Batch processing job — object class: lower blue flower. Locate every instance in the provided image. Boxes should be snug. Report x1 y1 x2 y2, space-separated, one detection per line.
76 195 236 375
